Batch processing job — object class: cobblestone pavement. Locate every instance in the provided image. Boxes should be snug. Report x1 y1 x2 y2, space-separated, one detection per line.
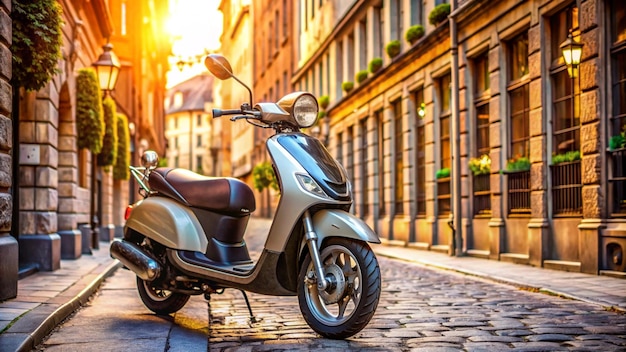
36 253 626 351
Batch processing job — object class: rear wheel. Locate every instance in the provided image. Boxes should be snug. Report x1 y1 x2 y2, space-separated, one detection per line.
297 238 380 339
136 277 190 315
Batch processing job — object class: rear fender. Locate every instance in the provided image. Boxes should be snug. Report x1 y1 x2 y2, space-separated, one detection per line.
125 197 207 251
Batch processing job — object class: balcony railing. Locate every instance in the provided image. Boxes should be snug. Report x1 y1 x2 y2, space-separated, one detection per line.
473 174 491 216
437 177 451 215
551 161 582 216
609 148 626 216
507 170 531 215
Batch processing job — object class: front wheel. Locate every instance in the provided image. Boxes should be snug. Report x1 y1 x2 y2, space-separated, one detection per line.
136 277 190 315
297 238 381 339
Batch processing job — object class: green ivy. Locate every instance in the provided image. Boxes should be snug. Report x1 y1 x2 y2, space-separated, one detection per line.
113 113 130 180
429 3 451 26
505 156 531 172
11 0 63 91
252 161 279 192
355 70 369 84
76 68 104 153
98 97 118 167
368 57 383 74
436 167 450 179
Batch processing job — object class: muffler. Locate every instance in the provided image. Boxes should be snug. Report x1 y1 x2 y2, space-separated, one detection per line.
110 240 162 281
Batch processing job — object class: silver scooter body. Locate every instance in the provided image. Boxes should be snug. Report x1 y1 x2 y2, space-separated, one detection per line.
121 132 379 296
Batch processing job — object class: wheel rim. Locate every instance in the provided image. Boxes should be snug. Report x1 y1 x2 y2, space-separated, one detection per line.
142 280 173 302
304 244 363 326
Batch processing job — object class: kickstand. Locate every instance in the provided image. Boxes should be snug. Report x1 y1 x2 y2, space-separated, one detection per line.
204 293 211 345
239 289 258 324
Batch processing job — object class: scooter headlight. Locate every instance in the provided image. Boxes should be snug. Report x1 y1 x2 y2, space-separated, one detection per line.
293 94 319 128
296 174 329 198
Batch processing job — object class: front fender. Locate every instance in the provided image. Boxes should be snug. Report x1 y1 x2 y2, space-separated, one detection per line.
311 209 381 248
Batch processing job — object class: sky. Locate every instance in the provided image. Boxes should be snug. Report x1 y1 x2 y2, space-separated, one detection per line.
166 0 223 88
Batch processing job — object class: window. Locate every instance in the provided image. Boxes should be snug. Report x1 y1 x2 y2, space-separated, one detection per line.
336 39 344 97
121 2 127 36
174 136 179 149
275 10 280 52
347 126 355 213
473 53 491 216
359 18 368 69
609 0 626 216
336 131 343 167
410 0 422 25
347 34 355 83
282 0 288 39
507 31 531 215
196 155 203 173
413 88 426 217
197 114 202 126
360 118 369 217
438 74 451 216
391 0 403 42
196 135 202 147
374 5 384 58
550 4 582 216
393 99 404 214
376 109 386 216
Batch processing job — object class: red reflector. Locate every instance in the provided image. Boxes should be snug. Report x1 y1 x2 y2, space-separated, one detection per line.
124 205 133 221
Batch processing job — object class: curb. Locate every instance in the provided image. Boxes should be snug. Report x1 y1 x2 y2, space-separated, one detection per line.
15 260 122 352
372 249 626 314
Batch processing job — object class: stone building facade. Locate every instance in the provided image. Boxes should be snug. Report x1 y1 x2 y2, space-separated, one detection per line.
292 0 626 276
0 0 169 301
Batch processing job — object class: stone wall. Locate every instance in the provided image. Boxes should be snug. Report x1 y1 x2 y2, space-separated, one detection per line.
0 0 18 300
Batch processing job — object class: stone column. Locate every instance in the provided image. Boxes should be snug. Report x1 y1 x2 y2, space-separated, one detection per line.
527 23 549 268
0 0 18 300
18 86 61 271
578 0 604 275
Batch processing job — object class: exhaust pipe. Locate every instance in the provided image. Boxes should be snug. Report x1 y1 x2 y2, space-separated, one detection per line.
110 240 162 281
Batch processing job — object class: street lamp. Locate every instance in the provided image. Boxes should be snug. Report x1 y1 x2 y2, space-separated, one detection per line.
90 42 120 250
560 31 583 78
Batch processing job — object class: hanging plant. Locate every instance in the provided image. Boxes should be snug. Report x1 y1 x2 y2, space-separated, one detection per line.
11 0 63 91
252 161 279 193
368 57 383 74
98 96 119 167
429 3 451 26
356 70 369 84
76 68 104 153
113 113 130 180
386 40 401 58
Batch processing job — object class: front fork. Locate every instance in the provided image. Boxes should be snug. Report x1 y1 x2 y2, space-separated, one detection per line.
302 210 328 290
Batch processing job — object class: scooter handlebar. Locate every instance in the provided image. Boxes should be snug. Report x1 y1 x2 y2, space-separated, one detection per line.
212 108 242 118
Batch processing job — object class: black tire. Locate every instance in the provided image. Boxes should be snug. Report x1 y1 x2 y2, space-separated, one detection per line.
136 276 190 315
297 238 381 339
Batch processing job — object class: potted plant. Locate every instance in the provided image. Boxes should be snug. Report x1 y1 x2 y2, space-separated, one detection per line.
318 95 330 110
113 113 131 180
505 155 531 172
429 3 451 26
368 57 383 74
405 24 425 45
317 110 327 120
552 150 581 165
252 161 279 193
468 154 491 176
342 81 354 93
386 40 401 59
356 70 369 84
609 132 626 151
436 167 451 179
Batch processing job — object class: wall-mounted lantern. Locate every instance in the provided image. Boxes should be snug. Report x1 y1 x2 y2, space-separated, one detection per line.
560 32 583 78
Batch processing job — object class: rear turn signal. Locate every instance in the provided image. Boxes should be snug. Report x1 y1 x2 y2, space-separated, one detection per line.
124 205 133 221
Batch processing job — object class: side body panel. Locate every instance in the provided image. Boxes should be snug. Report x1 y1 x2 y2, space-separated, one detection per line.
125 197 208 251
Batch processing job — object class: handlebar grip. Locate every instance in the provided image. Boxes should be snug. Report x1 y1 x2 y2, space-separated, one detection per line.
212 108 242 118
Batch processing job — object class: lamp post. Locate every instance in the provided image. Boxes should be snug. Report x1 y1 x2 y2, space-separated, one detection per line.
560 31 583 78
90 42 120 250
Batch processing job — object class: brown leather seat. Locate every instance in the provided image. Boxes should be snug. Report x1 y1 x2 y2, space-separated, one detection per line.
149 168 255 215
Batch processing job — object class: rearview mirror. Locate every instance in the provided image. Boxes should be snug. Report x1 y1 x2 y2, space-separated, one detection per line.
204 54 233 80
141 151 159 169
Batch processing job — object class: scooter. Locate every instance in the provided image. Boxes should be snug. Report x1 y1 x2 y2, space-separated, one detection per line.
110 54 381 339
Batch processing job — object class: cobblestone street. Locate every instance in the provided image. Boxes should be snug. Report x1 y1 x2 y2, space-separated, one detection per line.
37 254 626 351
